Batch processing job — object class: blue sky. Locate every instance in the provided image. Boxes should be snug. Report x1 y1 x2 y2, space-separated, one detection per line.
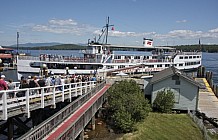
0 0 218 46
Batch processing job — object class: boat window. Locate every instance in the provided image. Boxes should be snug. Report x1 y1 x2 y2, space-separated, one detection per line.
125 56 131 59
157 64 162 67
165 64 170 67
114 55 121 59
143 56 147 60
189 56 192 59
152 56 157 59
134 56 140 59
148 65 154 68
179 56 183 59
184 56 188 59
179 64 183 66
185 61 200 66
193 56 196 58
118 65 125 68
106 66 113 69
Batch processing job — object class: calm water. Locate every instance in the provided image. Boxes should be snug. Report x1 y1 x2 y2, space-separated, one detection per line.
202 53 218 84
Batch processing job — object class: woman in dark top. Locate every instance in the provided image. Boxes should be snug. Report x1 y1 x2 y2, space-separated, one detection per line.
17 80 30 97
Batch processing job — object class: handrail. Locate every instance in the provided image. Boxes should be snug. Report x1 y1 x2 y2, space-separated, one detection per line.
0 81 97 120
18 80 106 140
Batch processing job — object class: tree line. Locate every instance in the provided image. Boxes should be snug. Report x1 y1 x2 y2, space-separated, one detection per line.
169 44 218 53
7 44 218 52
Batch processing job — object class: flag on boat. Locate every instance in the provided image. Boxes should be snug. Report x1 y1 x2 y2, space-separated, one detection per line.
111 26 114 31
143 38 153 47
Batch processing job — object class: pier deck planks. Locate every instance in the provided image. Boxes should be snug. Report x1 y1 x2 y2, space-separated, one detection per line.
196 78 218 119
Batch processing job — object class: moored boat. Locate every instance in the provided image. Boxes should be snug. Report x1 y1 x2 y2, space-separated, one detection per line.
16 18 202 79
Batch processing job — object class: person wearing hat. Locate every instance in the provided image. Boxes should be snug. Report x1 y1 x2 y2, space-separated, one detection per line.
0 75 8 91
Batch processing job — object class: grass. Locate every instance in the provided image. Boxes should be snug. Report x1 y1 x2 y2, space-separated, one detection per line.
208 132 218 140
120 112 204 140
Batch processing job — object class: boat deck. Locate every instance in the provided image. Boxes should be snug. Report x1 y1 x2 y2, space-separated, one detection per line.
196 78 218 119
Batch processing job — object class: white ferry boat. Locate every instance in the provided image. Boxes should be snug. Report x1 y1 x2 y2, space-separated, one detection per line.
16 19 202 78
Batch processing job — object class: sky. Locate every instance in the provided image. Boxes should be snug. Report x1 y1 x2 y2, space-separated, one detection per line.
0 0 218 46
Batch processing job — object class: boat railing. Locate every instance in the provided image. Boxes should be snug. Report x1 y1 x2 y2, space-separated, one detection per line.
18 55 101 63
18 56 40 61
111 58 173 63
144 59 173 63
176 52 202 55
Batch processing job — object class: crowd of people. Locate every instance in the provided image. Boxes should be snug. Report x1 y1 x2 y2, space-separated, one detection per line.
0 74 100 99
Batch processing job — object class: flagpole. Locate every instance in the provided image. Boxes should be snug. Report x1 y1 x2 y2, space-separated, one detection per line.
17 32 19 55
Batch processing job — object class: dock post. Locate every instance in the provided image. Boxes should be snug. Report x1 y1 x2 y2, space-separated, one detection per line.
78 129 84 140
91 117 95 130
69 84 72 102
202 66 205 78
7 117 14 140
215 85 218 97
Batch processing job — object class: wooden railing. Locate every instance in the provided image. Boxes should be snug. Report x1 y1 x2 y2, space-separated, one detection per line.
18 81 106 140
0 81 96 120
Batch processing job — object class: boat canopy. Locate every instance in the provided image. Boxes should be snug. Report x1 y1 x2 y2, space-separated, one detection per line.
107 44 175 50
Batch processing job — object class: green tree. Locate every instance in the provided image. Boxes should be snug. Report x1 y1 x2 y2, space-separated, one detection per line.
107 80 151 132
153 89 175 113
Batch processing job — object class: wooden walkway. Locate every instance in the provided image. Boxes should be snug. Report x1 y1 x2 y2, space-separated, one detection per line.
45 84 110 140
196 78 218 119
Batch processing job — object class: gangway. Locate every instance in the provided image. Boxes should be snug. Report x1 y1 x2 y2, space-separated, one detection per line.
18 81 110 140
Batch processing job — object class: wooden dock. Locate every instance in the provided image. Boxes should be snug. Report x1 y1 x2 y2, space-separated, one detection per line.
196 78 218 119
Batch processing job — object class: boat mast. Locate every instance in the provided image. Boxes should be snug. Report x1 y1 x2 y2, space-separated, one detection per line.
105 17 109 44
97 17 114 44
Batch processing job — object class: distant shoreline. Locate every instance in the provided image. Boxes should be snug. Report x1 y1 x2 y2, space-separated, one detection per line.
4 44 218 53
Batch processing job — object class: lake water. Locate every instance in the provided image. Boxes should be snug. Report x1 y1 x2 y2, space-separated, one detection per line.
202 53 218 84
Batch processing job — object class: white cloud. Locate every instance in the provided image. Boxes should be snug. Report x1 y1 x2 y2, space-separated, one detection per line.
93 30 155 37
153 29 218 40
209 28 218 33
32 19 96 35
29 19 218 44
176 20 187 23
49 19 78 26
